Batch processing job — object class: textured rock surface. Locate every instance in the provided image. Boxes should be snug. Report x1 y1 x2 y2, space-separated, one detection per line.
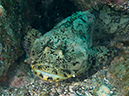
0 4 24 80
70 0 129 11
107 41 129 96
0 0 129 96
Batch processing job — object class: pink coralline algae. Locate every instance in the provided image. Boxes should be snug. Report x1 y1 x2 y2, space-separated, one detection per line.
0 0 129 95
9 72 29 88
0 5 4 17
113 0 126 4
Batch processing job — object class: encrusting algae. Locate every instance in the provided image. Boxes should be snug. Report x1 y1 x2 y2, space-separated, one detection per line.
0 4 24 80
0 0 129 95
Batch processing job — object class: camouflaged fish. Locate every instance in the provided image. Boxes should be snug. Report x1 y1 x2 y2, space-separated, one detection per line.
24 5 129 82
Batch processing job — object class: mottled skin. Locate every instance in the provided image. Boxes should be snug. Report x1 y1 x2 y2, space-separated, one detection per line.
24 5 129 81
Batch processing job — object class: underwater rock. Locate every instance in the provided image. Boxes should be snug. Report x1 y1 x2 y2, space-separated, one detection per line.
0 4 24 80
0 1 128 95
0 5 4 17
89 4 129 46
22 0 78 32
107 41 129 96
96 85 111 96
70 0 129 11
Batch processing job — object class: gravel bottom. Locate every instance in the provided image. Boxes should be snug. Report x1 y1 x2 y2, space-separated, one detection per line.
0 67 118 96
0 41 128 96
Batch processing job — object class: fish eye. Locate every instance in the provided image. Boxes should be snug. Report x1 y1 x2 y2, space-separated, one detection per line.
73 61 80 66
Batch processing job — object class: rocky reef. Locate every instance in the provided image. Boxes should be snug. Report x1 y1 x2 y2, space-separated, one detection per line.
0 0 129 96
0 2 24 81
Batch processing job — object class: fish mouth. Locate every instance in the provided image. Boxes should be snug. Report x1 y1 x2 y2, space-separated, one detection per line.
31 64 75 82
33 69 68 81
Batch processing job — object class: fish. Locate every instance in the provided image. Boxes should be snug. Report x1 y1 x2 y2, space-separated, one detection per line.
23 4 129 82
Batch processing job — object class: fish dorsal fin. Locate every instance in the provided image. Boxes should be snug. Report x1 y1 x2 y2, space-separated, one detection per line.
23 26 42 57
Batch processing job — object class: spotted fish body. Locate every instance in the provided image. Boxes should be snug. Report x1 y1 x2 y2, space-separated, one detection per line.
24 11 95 82
24 5 129 82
